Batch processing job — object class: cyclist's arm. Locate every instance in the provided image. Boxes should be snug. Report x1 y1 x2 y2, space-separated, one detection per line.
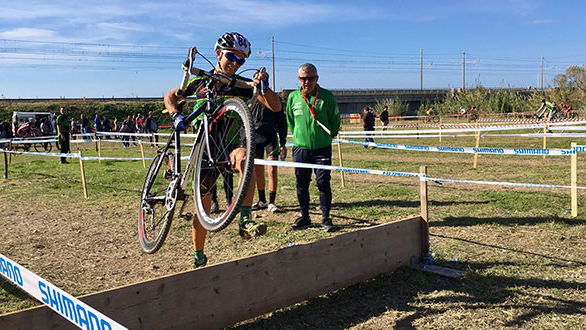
257 89 282 112
252 72 282 112
164 87 184 115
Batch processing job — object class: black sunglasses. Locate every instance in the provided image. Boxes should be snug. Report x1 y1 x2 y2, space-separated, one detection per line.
298 76 317 82
223 51 246 65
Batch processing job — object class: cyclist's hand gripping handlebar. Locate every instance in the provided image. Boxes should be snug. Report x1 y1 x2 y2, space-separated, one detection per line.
175 47 198 98
255 67 268 95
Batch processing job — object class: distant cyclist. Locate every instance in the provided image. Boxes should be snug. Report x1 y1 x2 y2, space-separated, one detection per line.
469 106 479 121
536 99 555 119
459 106 467 117
163 32 282 268
16 120 41 138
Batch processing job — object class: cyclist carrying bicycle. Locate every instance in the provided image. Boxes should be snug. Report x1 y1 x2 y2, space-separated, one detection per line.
163 32 282 268
536 99 557 119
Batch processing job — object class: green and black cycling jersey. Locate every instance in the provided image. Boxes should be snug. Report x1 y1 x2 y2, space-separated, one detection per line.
183 72 283 145
183 73 255 146
184 73 254 111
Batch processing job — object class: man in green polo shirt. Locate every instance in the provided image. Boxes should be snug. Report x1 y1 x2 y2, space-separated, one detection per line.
56 107 71 164
286 63 340 232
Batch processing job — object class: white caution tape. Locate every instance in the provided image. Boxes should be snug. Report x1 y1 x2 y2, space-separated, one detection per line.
80 156 154 161
255 159 586 190
340 139 575 156
255 159 420 177
342 132 586 139
340 121 586 135
485 133 586 138
0 148 78 158
339 134 478 139
423 176 586 190
95 132 199 139
550 126 586 131
6 139 58 144
0 253 127 330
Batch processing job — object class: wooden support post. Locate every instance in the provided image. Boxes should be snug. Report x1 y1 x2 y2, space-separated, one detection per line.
3 151 7 179
543 127 548 159
78 152 88 199
473 131 480 169
139 141 146 169
97 138 102 164
439 125 442 143
571 142 578 217
419 166 430 254
337 136 345 188
8 142 12 164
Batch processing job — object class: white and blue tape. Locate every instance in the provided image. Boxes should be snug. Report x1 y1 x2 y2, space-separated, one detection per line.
0 253 127 330
340 139 575 156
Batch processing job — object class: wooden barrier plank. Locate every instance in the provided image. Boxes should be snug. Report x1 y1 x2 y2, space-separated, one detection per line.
0 216 424 329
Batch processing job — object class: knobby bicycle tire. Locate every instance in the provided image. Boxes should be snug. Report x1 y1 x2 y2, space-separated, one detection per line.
138 151 176 253
33 142 52 153
193 97 255 232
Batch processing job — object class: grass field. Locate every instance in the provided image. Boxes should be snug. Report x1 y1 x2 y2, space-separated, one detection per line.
1 130 585 329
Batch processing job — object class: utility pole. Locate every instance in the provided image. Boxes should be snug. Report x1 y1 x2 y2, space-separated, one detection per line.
462 52 466 91
420 48 423 90
540 56 544 90
271 36 276 91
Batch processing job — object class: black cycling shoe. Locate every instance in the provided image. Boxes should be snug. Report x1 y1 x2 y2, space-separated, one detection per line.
291 216 311 230
321 218 335 232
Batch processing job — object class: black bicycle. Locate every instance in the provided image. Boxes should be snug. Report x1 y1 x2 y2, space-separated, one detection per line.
138 47 259 253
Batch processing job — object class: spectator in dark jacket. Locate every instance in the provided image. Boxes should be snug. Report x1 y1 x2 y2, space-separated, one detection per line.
362 107 376 148
144 111 159 147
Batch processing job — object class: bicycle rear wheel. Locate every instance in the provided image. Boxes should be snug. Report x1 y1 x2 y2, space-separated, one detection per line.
138 150 176 253
33 142 52 153
193 98 255 232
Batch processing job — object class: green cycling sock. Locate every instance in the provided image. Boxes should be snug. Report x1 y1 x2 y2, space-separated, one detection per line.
240 206 252 221
194 250 205 259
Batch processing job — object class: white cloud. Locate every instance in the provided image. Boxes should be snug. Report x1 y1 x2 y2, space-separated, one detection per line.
180 0 381 27
524 19 555 25
0 28 58 40
0 0 382 45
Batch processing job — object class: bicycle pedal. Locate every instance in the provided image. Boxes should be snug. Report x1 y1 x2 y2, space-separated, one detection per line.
180 213 193 220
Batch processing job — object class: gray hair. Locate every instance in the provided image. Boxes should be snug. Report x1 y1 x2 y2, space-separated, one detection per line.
298 63 317 75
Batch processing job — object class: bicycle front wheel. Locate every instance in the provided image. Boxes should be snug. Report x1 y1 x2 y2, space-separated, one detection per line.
193 98 255 232
138 150 176 253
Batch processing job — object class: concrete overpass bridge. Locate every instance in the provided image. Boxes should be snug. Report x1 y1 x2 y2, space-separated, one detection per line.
282 88 537 115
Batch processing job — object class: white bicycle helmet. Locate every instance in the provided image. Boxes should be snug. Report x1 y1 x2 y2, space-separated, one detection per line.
215 32 251 58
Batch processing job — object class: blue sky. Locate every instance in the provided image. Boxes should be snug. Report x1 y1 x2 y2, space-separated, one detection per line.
1 0 585 98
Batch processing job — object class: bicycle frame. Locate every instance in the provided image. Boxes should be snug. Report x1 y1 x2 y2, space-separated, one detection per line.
167 47 262 193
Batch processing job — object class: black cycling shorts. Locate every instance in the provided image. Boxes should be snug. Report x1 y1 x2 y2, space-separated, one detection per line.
255 138 280 159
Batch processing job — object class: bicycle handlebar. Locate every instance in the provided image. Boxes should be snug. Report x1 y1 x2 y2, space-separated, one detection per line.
175 47 257 98
172 47 265 130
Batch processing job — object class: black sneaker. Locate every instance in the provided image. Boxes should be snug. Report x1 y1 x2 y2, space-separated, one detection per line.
291 216 311 230
252 201 268 211
210 200 219 214
322 218 335 232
